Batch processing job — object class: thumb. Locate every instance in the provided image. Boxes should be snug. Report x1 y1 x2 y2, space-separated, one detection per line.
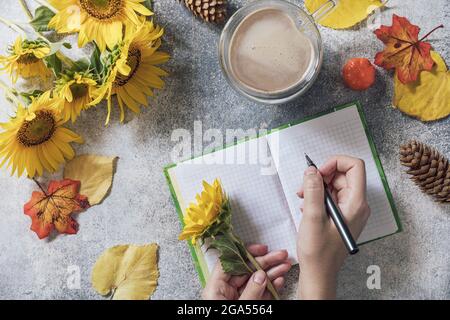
239 270 267 300
302 166 327 223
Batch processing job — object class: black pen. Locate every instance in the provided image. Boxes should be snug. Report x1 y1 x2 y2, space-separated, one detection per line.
304 154 359 255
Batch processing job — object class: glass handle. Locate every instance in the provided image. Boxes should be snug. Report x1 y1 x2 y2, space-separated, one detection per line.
310 0 336 22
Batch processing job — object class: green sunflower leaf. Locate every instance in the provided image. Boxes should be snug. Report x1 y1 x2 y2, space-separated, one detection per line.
90 45 104 78
209 234 251 276
44 53 62 76
19 90 44 105
73 58 90 72
30 6 55 32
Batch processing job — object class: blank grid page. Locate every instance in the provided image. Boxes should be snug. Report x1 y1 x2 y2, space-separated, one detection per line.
171 138 298 273
267 105 399 243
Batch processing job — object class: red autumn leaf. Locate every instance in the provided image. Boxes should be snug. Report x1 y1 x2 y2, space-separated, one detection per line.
374 14 443 84
24 179 90 239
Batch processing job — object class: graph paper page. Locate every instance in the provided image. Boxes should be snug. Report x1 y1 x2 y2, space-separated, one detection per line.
170 137 298 273
266 105 398 243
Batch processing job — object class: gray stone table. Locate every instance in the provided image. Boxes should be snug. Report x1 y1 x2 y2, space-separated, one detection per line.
0 0 448 299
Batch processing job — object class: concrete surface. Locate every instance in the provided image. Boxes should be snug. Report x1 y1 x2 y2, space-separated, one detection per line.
0 0 449 300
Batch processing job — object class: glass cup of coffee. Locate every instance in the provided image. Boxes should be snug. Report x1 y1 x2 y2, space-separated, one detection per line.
219 0 335 104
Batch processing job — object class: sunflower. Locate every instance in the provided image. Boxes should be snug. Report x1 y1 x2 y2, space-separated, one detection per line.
179 179 229 244
0 92 83 178
0 37 52 83
91 21 169 124
48 0 153 52
54 72 98 123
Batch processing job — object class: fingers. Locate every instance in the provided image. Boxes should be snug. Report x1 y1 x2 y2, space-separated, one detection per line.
302 166 327 222
320 155 362 175
254 250 289 270
328 173 348 192
233 259 290 289
246 244 268 257
298 174 346 198
228 244 267 288
239 270 267 300
319 155 366 198
202 280 230 300
262 277 285 300
229 245 288 288
209 260 231 283
272 276 285 291
266 262 291 280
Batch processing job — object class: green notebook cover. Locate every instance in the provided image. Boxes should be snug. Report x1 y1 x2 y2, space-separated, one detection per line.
164 101 402 287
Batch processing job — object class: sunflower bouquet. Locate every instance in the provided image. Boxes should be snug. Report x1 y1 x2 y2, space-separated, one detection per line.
0 0 169 179
179 179 280 300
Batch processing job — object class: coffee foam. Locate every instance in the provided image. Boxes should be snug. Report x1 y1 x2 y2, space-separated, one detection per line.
229 8 314 94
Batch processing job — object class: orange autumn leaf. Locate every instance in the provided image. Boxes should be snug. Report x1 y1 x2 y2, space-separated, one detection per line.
374 14 443 84
24 179 90 239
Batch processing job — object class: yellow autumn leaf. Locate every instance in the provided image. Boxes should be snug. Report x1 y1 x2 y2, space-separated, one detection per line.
393 51 450 122
63 154 117 205
305 0 385 29
91 244 159 300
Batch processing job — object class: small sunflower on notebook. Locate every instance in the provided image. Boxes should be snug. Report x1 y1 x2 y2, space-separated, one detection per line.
179 178 280 300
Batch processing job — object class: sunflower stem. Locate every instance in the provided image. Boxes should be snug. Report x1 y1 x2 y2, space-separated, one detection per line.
19 0 33 20
32 177 48 196
56 51 76 69
227 232 281 300
223 232 254 274
0 16 27 36
0 79 22 108
244 247 281 300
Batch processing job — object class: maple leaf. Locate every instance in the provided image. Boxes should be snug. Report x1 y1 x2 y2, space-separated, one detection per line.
24 179 90 239
374 14 443 84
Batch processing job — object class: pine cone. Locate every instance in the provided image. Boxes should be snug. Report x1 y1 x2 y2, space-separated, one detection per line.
181 0 227 23
400 140 450 202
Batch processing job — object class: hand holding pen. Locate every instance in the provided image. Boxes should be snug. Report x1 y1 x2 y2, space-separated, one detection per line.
305 154 359 254
296 155 371 299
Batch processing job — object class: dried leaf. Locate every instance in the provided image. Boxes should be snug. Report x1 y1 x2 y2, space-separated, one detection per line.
305 0 384 29
24 179 89 239
374 15 443 84
393 51 450 121
64 155 117 206
91 244 159 300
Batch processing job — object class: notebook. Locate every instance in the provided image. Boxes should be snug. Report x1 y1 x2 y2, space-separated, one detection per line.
165 102 402 286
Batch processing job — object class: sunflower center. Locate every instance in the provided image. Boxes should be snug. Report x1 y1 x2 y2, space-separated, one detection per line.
17 110 56 147
114 48 141 87
79 0 123 20
17 53 39 65
70 83 89 100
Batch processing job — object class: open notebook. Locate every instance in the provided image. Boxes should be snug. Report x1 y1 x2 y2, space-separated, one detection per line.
165 102 401 286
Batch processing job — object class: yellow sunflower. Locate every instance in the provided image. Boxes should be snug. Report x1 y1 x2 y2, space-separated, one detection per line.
0 37 52 83
55 72 98 123
0 92 83 178
91 21 169 124
179 179 227 244
48 0 153 52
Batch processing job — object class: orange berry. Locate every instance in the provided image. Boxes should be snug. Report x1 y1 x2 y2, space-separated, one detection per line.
342 58 376 91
